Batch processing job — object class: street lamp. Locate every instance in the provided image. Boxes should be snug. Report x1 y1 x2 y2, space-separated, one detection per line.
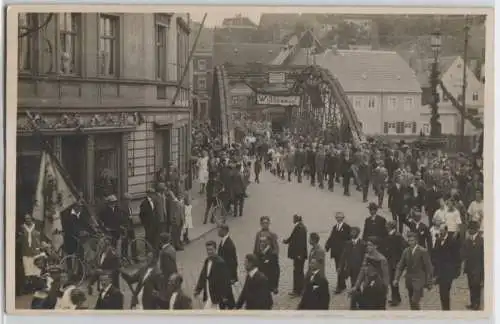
429 29 442 137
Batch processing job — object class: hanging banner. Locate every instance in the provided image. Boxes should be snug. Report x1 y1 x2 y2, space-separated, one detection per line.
256 94 300 106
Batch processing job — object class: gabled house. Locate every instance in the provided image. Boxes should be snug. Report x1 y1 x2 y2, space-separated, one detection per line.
272 29 423 138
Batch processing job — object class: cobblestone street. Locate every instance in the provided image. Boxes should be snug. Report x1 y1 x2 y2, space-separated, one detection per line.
16 171 480 311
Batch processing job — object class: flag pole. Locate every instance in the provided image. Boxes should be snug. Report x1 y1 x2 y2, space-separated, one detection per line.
24 111 99 226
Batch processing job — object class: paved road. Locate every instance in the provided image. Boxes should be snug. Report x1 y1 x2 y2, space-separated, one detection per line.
15 170 479 310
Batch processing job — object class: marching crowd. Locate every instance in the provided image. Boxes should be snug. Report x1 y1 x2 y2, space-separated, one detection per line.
17 124 484 311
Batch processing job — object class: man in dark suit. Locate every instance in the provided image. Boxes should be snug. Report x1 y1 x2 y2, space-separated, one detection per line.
94 270 124 310
87 237 121 294
425 181 442 225
236 254 273 310
230 164 247 217
340 150 353 196
388 176 407 233
154 183 169 234
120 251 161 309
306 145 317 186
283 214 308 297
217 224 238 284
256 235 280 294
434 224 461 310
298 257 330 310
120 193 138 262
163 273 193 310
384 152 398 183
325 211 351 294
380 220 407 306
158 232 178 285
61 200 94 276
194 240 234 309
394 232 433 310
461 221 484 310
362 202 388 241
139 188 160 251
325 147 339 191
405 207 432 250
98 195 125 247
339 226 366 310
358 156 372 202
308 232 326 276
294 145 306 183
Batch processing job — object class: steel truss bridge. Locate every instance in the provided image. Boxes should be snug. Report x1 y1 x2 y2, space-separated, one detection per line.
210 64 366 147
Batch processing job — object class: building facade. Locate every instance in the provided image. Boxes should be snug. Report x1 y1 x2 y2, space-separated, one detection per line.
191 22 213 121
17 12 193 214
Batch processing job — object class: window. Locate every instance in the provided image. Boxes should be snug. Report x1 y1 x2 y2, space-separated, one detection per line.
59 13 82 74
422 123 430 135
388 97 398 111
198 59 207 71
155 23 168 80
354 97 362 109
99 14 119 76
197 76 206 89
18 13 36 72
396 122 405 134
384 122 388 134
472 92 479 101
404 97 414 111
176 20 189 82
367 97 376 109
412 121 417 134
231 96 239 105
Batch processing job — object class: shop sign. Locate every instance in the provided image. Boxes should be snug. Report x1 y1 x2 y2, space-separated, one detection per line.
256 94 300 106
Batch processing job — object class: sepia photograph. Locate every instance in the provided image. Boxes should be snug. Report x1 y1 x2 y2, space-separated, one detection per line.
5 5 492 315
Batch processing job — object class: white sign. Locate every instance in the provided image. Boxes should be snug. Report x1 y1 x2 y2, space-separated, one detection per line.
268 72 286 84
256 94 300 106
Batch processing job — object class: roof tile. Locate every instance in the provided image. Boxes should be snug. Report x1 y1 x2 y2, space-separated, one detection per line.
290 49 422 93
212 42 284 66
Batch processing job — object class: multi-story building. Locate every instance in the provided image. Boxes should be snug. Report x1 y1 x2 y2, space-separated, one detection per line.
284 46 423 138
191 21 213 121
16 12 193 214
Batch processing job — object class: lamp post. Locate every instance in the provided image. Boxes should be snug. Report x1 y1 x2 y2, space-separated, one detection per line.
429 29 442 137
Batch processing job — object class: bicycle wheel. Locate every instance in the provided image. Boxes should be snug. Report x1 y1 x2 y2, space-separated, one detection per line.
60 255 86 286
212 203 227 226
129 238 154 265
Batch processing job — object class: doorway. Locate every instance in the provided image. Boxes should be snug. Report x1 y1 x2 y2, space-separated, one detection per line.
61 135 87 197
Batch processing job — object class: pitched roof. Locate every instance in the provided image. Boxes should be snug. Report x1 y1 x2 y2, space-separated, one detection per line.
413 56 459 88
212 42 284 66
222 15 257 28
191 22 214 51
289 49 422 93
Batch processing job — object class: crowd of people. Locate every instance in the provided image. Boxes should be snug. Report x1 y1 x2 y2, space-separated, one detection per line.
17 121 485 311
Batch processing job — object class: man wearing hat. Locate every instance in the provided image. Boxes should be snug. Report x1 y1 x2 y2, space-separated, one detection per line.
94 270 124 309
283 214 308 297
139 188 160 251
461 221 484 310
154 183 169 234
362 203 388 241
120 192 138 262
98 194 124 247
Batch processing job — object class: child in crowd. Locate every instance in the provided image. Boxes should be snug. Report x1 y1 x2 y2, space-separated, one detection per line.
183 194 193 244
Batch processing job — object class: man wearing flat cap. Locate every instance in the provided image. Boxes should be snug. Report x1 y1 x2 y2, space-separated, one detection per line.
98 194 124 247
140 188 160 251
362 202 388 241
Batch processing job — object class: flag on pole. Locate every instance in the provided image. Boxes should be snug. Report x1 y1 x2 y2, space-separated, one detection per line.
32 150 78 251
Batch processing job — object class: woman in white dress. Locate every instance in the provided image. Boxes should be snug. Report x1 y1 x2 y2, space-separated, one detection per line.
182 194 193 243
197 151 209 194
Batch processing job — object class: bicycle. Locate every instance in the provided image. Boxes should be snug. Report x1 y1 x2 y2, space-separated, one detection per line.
207 188 230 226
39 241 86 287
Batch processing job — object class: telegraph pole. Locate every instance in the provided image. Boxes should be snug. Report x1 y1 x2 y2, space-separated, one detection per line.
460 16 470 152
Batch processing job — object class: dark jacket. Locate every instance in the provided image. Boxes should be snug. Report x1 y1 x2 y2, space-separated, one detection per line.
362 215 388 241
139 197 159 229
165 291 193 310
461 234 484 283
298 271 330 310
340 239 366 279
283 222 308 260
94 285 124 310
237 270 273 310
218 236 238 282
98 206 125 237
257 247 280 291
380 231 408 269
434 235 461 282
294 150 306 168
388 184 407 215
195 256 233 306
406 221 432 250
121 264 161 309
325 153 339 175
61 206 93 254
158 243 178 280
325 222 351 259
